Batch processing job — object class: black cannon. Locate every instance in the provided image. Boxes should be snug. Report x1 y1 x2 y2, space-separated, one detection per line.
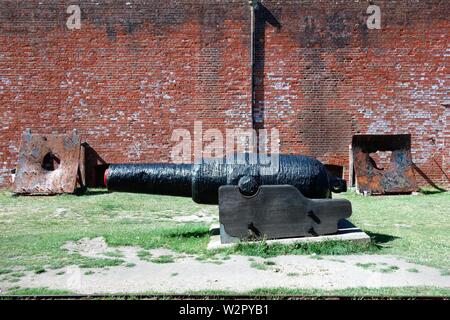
105 154 346 204
105 154 352 243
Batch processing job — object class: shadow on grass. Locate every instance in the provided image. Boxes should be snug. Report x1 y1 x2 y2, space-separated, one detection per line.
76 189 111 197
418 188 447 195
162 225 210 239
365 231 399 248
166 229 210 239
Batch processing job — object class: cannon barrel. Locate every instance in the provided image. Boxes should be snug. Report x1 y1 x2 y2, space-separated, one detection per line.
105 154 347 204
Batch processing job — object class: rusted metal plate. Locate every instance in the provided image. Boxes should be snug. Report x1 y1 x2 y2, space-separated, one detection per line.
13 129 82 195
352 134 417 194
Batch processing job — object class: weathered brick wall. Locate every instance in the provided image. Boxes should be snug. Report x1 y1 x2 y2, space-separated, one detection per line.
0 0 252 186
0 0 448 188
254 0 449 186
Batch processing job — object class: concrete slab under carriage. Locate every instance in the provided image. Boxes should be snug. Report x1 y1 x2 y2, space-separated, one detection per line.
207 220 370 250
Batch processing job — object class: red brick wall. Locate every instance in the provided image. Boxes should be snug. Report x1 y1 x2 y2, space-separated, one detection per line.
0 0 448 188
0 0 252 186
254 0 449 187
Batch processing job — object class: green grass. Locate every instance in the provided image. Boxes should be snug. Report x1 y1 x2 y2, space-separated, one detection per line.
335 191 449 271
34 268 46 274
104 250 124 258
0 188 210 271
150 255 174 264
226 239 376 258
0 188 449 279
195 252 229 264
167 287 450 297
246 287 450 297
249 260 279 271
10 272 25 278
3 287 76 295
355 262 400 273
355 262 377 269
0 268 12 275
250 262 268 270
379 265 399 273
137 250 152 261
2 286 449 297
78 257 124 268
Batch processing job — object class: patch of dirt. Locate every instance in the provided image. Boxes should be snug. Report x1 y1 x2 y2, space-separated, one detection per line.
62 237 109 258
48 208 83 219
172 215 217 223
172 209 218 223
2 238 449 294
394 224 412 228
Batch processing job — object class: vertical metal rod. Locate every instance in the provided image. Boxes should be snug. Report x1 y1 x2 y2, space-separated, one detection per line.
249 0 256 128
249 0 262 155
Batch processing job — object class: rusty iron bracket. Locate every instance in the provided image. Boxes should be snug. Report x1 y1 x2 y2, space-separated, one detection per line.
13 129 84 195
352 134 417 195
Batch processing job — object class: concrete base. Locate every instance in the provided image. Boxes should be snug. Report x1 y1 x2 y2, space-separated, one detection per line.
207 220 370 250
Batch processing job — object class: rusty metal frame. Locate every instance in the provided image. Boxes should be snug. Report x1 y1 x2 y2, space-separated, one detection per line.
352 134 417 195
13 129 83 195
